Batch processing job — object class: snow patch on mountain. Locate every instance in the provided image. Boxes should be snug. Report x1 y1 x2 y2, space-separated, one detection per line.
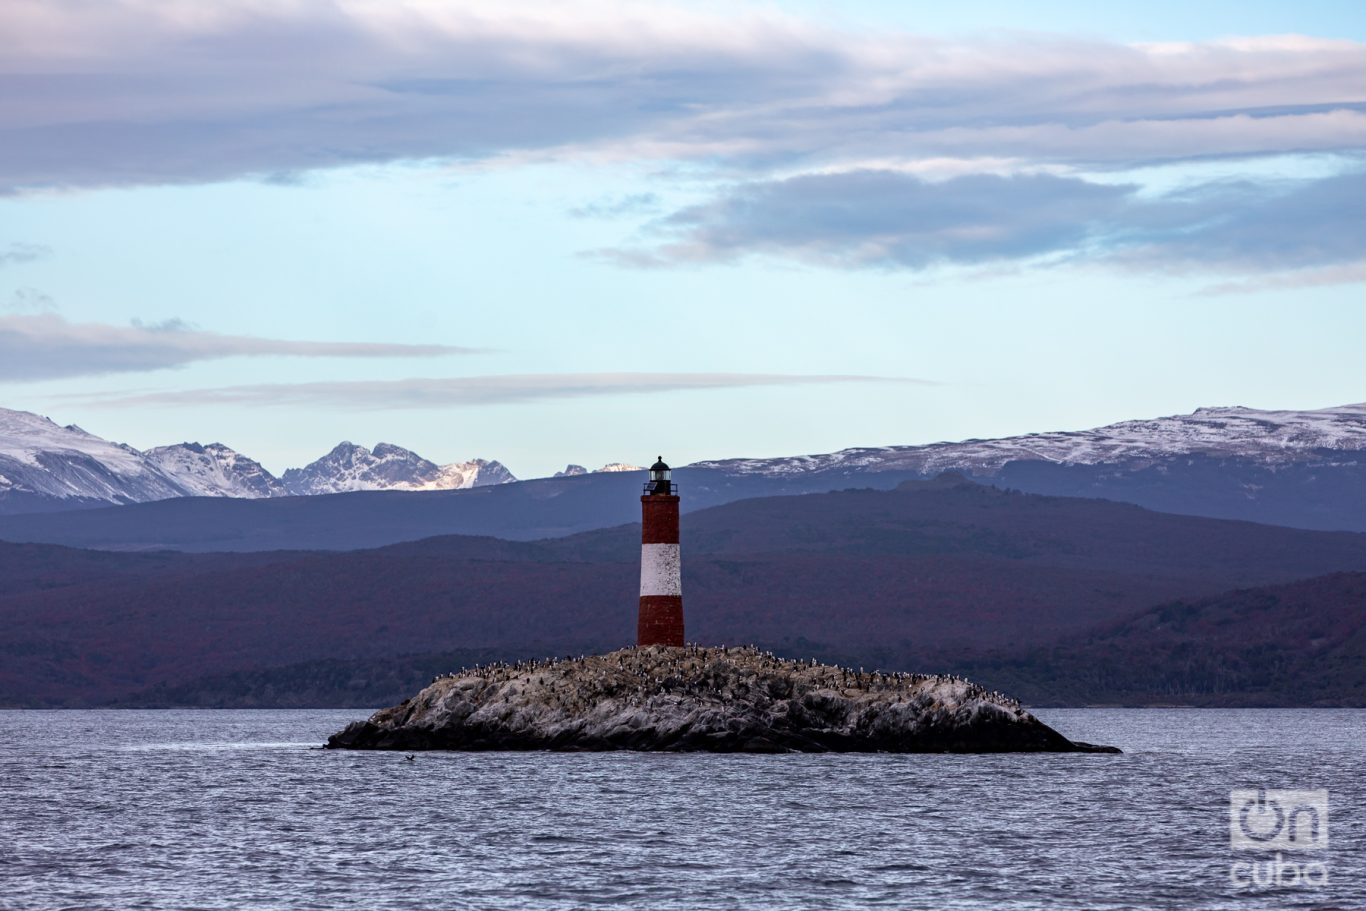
281 442 430 495
692 404 1366 477
408 458 517 491
596 463 644 473
551 462 642 478
145 442 288 498
0 409 146 474
0 408 188 505
281 442 516 495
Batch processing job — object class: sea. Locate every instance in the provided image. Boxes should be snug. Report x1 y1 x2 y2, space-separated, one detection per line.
1 708 1360 910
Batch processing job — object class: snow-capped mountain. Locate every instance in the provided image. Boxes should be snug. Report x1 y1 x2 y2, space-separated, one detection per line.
145 442 288 499
596 462 644 473
553 462 643 478
280 442 515 495
0 409 188 509
282 442 432 495
692 404 1366 477
0 406 516 513
4 402 1364 526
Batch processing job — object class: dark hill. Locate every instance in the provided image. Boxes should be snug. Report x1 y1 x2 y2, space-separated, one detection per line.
0 540 290 598
123 572 1366 711
4 480 1366 706
546 476 1366 581
0 467 921 553
953 572 1366 706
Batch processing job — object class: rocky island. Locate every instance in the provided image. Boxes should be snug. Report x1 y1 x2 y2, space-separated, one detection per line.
326 646 1119 753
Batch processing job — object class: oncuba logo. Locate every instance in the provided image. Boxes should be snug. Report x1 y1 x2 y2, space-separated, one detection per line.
1229 789 1329 889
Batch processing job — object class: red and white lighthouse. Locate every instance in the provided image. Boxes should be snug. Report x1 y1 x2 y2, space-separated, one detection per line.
638 456 684 647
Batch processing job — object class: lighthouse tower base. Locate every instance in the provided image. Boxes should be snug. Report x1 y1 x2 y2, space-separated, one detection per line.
638 596 684 647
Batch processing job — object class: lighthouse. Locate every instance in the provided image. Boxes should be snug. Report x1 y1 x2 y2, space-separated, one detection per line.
638 456 684 647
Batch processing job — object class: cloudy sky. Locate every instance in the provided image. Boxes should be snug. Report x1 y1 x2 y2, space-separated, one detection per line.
2 0 1363 477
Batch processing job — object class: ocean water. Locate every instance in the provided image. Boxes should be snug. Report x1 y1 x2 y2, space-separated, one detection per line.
1 709 1360 910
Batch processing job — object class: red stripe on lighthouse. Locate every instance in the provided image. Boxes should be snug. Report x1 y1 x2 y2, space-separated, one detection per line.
641 495 680 544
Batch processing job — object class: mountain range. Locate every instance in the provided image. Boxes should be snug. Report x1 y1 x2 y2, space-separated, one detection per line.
696 403 1366 476
0 406 671 515
4 477 1365 707
697 402 1366 531
1 401 1364 549
0 407 523 512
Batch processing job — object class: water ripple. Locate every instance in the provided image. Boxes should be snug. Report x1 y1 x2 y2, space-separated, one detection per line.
0 708 1362 910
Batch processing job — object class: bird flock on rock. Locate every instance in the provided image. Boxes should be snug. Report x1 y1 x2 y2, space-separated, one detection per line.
419 644 1024 713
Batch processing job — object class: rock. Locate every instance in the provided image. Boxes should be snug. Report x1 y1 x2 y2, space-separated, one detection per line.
326 646 1120 753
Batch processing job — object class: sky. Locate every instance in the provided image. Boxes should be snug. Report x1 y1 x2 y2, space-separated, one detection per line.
1 1 1364 478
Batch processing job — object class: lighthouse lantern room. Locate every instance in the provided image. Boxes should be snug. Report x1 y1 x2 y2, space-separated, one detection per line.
638 456 684 646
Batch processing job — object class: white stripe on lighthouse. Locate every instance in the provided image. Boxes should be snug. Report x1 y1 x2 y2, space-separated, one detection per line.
639 543 682 597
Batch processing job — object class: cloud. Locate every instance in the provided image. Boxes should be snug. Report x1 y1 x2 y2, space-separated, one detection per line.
3 287 56 313
1 2 1364 190
59 372 929 409
595 168 1366 276
605 171 1134 269
0 242 50 266
568 193 661 219
1200 261 1366 295
0 313 478 381
1107 170 1366 273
